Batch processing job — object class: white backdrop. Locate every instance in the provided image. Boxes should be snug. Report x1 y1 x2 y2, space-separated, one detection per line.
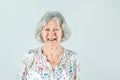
0 0 120 80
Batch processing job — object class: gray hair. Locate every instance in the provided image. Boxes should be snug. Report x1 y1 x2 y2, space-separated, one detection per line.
35 11 71 43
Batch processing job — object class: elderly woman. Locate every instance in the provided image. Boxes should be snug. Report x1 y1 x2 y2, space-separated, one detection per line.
18 11 80 80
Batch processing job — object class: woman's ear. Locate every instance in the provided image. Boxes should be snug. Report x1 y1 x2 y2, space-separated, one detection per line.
40 32 43 41
62 29 64 38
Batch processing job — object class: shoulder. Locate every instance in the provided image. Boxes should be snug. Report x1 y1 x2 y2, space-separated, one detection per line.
64 48 80 66
24 47 40 57
27 47 39 54
64 48 80 59
21 47 40 65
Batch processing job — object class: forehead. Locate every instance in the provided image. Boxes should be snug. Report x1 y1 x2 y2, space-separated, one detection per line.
44 20 60 28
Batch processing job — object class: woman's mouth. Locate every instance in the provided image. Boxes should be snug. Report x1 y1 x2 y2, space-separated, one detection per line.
47 38 57 41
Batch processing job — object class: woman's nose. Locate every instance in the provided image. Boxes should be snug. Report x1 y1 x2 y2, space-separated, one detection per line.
49 30 55 35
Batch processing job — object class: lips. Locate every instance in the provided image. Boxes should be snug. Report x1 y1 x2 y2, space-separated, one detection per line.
47 38 57 41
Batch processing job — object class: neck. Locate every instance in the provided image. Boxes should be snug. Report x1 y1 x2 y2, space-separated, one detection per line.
42 44 63 56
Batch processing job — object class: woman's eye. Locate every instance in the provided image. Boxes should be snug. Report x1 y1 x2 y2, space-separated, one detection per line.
54 29 59 31
45 29 50 31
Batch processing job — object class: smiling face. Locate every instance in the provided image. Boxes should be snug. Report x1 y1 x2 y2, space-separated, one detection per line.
41 20 63 47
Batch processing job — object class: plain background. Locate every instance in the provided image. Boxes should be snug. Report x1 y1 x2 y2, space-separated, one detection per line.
0 0 120 80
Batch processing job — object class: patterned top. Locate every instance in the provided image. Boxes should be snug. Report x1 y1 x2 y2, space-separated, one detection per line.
18 47 80 80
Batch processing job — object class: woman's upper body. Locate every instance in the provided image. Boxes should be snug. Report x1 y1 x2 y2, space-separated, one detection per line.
19 47 80 80
18 11 80 80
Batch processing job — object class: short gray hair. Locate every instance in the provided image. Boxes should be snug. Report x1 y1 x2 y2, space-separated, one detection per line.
35 11 71 43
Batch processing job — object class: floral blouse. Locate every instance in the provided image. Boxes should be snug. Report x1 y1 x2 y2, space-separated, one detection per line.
18 47 80 80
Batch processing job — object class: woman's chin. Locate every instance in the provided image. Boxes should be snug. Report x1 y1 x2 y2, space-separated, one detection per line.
45 40 60 47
